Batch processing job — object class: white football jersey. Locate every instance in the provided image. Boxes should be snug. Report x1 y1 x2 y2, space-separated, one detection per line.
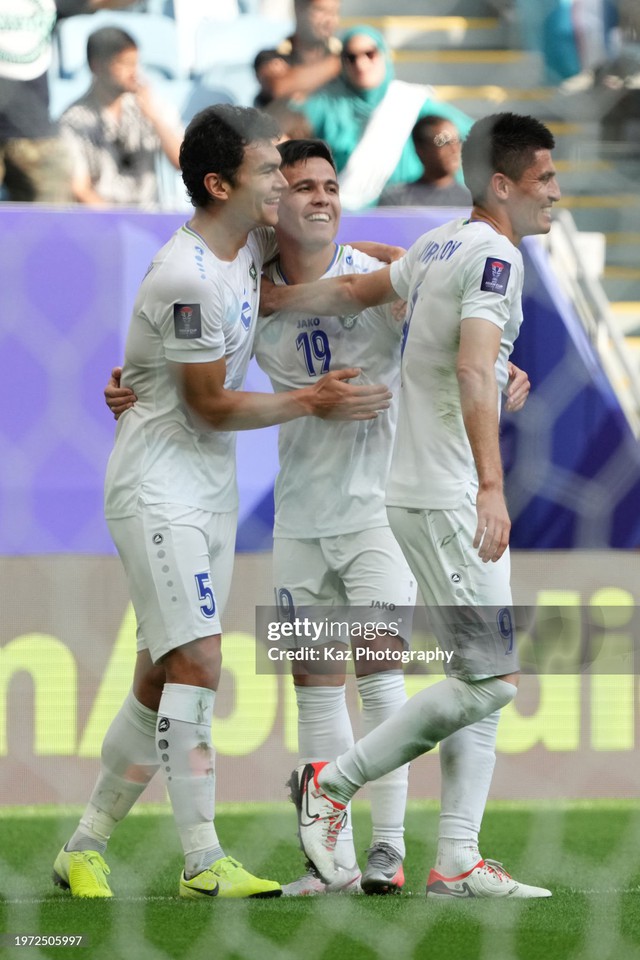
105 224 276 518
386 218 524 510
254 244 403 538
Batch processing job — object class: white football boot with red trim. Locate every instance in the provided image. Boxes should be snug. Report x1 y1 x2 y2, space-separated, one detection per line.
426 859 551 899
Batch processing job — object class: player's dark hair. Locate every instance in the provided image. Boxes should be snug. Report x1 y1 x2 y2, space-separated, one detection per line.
461 112 555 204
87 27 137 69
277 138 337 174
180 105 280 208
411 114 456 148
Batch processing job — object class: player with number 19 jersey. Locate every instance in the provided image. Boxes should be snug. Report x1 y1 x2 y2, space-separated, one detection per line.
254 244 403 539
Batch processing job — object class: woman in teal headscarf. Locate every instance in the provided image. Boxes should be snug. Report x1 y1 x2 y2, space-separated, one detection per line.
295 25 473 208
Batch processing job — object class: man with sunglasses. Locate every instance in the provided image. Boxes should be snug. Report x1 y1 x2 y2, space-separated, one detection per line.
295 25 473 209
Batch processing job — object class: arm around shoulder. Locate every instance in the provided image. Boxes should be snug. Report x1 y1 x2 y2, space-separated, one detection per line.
260 264 397 318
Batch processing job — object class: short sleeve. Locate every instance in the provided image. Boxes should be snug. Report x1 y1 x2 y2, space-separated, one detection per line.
460 241 521 332
58 119 89 177
149 277 229 365
389 246 419 301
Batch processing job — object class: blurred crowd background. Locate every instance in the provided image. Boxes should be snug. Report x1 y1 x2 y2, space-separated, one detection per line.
1 0 639 331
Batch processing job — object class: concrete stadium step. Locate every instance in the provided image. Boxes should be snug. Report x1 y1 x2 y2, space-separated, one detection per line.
429 84 554 120
392 48 543 86
610 302 640 336
605 234 640 268
559 195 640 234
622 336 640 372
339 15 507 50
602 275 640 304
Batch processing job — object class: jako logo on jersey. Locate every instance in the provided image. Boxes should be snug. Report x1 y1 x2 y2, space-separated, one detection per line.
240 299 252 330
480 258 511 295
370 600 396 610
174 303 202 339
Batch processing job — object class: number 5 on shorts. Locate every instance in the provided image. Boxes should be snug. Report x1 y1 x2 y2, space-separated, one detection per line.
195 571 216 618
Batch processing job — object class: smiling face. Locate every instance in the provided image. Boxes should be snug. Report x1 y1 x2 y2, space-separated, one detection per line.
505 148 561 240
275 156 341 250
228 139 287 228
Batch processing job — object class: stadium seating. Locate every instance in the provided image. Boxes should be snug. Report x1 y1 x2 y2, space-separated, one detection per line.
48 74 91 121
191 14 293 76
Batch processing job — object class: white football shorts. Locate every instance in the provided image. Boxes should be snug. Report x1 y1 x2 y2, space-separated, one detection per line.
387 489 519 680
272 525 417 647
108 503 237 663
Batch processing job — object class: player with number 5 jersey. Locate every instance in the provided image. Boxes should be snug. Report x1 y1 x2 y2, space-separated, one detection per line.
54 107 391 903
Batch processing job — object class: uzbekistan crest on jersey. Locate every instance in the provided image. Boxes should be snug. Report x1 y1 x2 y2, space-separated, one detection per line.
173 303 202 339
480 258 511 295
339 314 358 330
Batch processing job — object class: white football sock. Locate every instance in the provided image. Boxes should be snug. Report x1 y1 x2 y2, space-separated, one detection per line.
295 684 357 871
436 711 500 875
68 690 159 854
157 683 223 878
321 677 517 805
295 684 355 760
356 672 408 858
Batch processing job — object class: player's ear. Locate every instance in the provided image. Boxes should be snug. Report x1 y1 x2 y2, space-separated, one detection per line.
491 171 510 201
203 172 231 202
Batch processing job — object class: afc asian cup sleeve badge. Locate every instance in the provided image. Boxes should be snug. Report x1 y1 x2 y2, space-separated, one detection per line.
173 303 202 339
480 258 511 295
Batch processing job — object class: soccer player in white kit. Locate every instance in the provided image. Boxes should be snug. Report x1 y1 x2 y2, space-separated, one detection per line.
255 138 416 895
52 105 391 901
256 138 531 897
263 113 561 898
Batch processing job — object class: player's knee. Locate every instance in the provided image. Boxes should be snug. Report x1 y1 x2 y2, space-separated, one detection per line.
480 676 518 712
452 675 517 728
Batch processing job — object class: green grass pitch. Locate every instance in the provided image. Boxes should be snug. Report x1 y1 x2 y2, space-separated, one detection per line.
2 801 640 960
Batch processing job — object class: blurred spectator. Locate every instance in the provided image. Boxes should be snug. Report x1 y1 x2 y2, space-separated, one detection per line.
0 0 135 202
547 0 619 82
59 27 182 207
253 0 342 108
264 100 313 140
514 0 619 84
378 115 471 207
293 25 473 209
